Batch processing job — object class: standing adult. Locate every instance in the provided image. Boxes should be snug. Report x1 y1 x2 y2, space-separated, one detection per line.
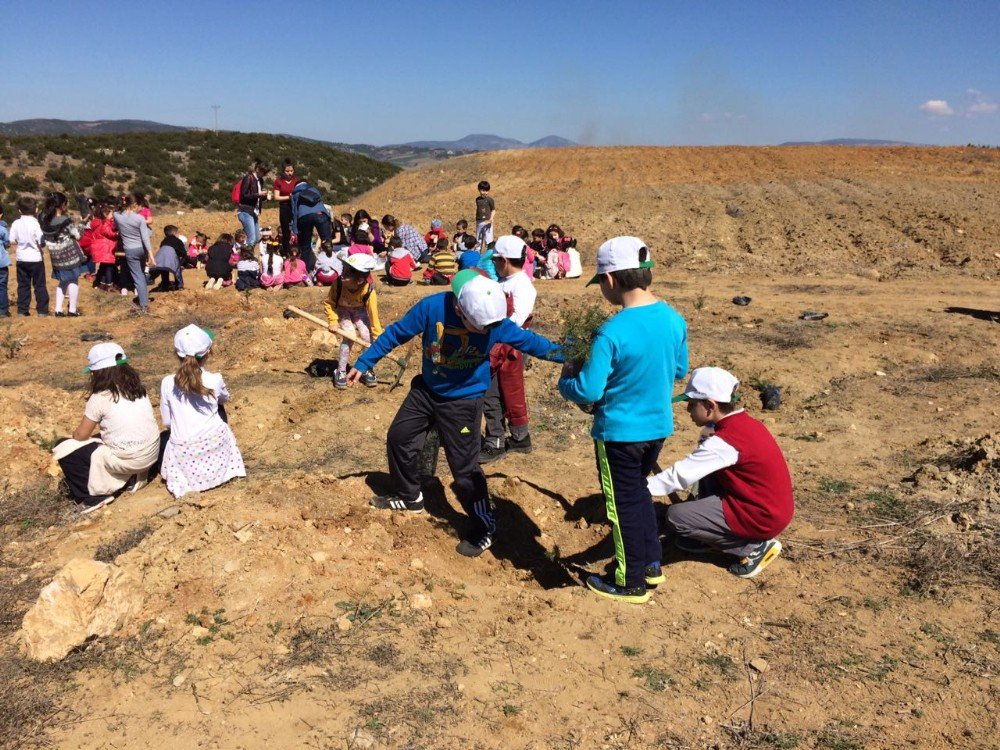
272 159 300 253
113 194 152 315
289 179 331 272
235 159 269 248
381 215 427 262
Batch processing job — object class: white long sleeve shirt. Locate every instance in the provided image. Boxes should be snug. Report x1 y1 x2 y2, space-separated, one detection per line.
499 269 536 327
647 412 745 495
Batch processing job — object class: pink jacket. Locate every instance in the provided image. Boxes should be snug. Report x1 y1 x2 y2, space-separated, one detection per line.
283 259 308 283
348 243 374 256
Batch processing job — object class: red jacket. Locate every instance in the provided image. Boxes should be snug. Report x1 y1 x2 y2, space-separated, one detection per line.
712 411 794 540
85 217 118 265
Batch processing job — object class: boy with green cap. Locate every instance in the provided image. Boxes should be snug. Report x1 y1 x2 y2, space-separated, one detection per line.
348 269 562 557
559 237 688 603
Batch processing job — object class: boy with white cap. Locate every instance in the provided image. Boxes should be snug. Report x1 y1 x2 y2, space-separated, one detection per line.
348 269 562 557
480 234 538 463
559 236 688 603
325 253 382 389
648 367 793 578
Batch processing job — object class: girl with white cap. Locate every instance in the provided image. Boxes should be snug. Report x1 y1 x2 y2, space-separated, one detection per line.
159 325 246 498
52 343 160 513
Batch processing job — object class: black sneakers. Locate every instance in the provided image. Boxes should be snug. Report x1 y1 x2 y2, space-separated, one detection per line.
478 443 507 464
506 435 533 454
370 493 424 513
456 535 493 558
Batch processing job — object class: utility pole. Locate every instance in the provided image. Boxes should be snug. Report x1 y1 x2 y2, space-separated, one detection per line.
211 105 220 134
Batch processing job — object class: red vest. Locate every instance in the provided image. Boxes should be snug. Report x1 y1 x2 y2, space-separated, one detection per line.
713 411 794 539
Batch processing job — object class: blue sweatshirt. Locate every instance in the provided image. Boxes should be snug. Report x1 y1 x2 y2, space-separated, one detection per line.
0 220 9 268
559 301 688 442
355 292 562 399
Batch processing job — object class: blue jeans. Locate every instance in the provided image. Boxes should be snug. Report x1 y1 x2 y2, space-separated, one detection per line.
0 266 8 314
125 247 149 309
237 211 260 247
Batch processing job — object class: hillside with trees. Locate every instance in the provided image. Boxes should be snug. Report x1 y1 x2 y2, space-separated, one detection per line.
0 131 400 210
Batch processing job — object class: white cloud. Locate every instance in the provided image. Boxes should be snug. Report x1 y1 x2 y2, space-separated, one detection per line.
965 89 997 116
919 99 954 116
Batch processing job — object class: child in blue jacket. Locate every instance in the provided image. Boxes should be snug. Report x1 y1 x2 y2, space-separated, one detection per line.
347 269 561 557
559 237 688 603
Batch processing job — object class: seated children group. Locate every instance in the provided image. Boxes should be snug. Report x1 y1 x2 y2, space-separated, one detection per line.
43 198 793 604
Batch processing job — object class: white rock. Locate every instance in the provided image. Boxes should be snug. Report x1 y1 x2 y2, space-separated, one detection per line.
19 559 143 661
310 551 329 563
410 593 433 610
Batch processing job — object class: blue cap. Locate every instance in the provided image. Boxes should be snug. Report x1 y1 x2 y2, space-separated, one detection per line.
459 250 481 270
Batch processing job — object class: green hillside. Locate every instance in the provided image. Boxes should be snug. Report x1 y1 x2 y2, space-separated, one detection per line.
0 131 401 210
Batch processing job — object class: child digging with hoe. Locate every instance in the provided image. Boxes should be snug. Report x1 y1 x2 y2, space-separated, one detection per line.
559 237 689 603
345 269 562 558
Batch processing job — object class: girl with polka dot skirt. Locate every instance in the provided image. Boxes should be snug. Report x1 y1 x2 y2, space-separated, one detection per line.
159 325 246 498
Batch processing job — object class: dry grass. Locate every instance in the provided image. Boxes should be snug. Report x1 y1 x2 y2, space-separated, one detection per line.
94 524 154 564
906 533 1000 595
0 480 69 537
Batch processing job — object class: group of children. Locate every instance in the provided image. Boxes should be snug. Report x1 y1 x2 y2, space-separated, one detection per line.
346 231 795 602
55 325 245 513
26 174 797 604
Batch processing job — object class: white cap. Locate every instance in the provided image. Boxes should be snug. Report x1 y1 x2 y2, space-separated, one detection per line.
493 235 527 259
587 236 653 285
452 270 507 329
677 367 740 403
84 342 127 373
344 253 378 273
174 324 215 359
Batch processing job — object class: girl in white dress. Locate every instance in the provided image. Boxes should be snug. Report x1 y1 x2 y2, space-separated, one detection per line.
159 325 245 498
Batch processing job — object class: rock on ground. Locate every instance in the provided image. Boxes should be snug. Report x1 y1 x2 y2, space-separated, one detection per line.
19 558 143 661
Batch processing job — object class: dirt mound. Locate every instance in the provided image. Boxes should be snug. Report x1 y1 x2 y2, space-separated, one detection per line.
342 145 1000 278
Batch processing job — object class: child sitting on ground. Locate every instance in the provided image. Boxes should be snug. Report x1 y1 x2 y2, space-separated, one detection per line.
150 225 186 291
313 240 342 286
559 236 689 603
545 236 571 279
260 241 284 290
647 367 793 579
386 236 418 286
425 218 446 246
53 342 161 513
347 269 562 558
453 219 473 252
282 246 310 288
186 232 208 269
204 233 234 290
229 229 248 266
348 230 374 256
159 325 246 498
325 253 381 389
564 236 583 278
234 245 262 291
423 236 457 285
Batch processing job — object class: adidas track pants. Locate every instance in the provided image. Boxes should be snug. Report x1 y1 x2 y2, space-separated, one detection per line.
387 376 494 540
595 439 665 589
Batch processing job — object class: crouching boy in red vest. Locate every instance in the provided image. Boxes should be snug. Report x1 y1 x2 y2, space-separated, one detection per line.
647 367 794 579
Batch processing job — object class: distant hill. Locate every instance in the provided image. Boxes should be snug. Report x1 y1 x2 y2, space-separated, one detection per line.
401 133 578 151
0 131 400 209
0 119 191 136
780 138 919 147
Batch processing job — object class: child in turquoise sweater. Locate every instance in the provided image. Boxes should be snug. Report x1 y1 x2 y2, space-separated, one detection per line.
559 237 688 603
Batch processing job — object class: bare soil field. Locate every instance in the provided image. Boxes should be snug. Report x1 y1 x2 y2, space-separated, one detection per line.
1 146 998 750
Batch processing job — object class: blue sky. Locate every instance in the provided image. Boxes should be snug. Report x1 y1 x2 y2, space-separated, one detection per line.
3 0 997 146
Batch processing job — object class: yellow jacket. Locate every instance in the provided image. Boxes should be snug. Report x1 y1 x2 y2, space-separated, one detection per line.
324 279 383 337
